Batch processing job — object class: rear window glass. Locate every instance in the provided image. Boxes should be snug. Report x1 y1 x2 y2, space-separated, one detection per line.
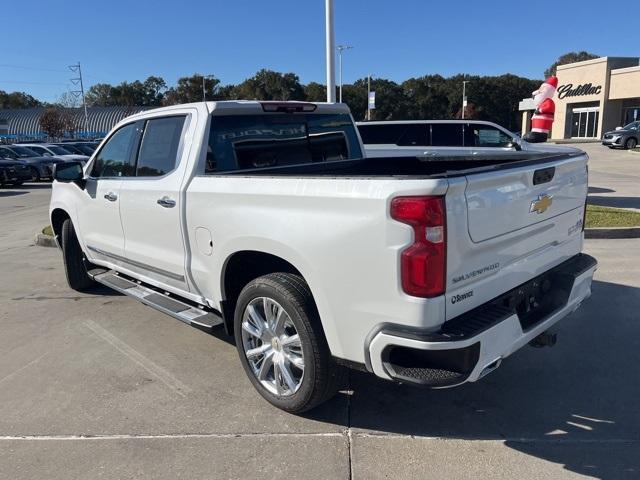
206 113 362 173
430 124 463 147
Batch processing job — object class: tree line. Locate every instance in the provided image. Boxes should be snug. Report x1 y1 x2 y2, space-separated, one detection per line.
2 51 599 134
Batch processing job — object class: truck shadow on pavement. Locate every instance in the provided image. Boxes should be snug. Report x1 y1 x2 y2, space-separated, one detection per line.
308 280 640 479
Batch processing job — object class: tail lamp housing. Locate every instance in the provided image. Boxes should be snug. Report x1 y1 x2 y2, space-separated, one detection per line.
390 196 446 298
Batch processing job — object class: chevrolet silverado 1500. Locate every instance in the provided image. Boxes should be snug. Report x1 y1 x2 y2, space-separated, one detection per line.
50 101 597 412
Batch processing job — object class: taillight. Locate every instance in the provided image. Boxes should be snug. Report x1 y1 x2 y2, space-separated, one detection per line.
390 196 446 298
582 165 588 232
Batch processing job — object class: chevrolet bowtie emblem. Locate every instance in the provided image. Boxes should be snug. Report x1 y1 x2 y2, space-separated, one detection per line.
530 194 553 214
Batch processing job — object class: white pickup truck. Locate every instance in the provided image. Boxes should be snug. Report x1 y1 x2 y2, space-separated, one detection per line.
50 101 597 413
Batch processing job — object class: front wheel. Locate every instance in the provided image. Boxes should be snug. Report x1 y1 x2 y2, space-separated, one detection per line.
234 273 344 413
625 138 637 149
61 219 96 291
29 167 40 182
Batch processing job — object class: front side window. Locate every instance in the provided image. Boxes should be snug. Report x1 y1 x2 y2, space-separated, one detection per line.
206 113 362 173
396 124 429 146
90 123 137 178
465 124 513 148
623 122 640 131
29 146 48 155
48 146 73 155
136 116 186 176
430 124 464 147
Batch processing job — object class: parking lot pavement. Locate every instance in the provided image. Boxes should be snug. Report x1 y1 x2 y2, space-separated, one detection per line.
2 181 640 479
577 142 640 210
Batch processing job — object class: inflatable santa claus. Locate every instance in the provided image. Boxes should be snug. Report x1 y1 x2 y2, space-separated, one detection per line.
523 76 558 143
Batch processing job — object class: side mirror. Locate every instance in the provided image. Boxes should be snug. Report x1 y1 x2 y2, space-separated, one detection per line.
43 152 53 156
615 126 623 130
508 138 522 151
54 161 84 184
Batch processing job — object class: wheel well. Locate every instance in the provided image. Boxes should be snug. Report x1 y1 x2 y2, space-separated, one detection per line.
221 251 302 335
50 208 70 245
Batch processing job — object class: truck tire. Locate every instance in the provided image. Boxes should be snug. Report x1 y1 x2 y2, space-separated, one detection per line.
61 218 95 291
234 273 345 413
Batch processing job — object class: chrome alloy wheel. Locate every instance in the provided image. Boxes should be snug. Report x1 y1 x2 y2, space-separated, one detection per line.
241 297 305 397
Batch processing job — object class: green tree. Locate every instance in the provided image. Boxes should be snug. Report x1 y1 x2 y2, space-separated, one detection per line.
235 69 305 101
304 82 326 102
163 74 222 105
544 51 599 77
0 91 42 109
85 76 167 107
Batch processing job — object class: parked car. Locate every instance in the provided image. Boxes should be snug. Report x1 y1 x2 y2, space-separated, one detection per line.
0 158 33 186
50 101 596 413
19 143 89 163
52 142 96 156
601 121 639 149
357 120 579 158
0 145 60 181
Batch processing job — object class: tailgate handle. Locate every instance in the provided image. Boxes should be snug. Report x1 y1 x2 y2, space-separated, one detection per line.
533 167 555 185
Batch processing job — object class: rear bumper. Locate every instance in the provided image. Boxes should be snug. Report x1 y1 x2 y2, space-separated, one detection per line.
365 253 597 387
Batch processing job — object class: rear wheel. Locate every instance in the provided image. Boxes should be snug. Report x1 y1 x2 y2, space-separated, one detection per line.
61 219 95 291
234 273 344 413
625 137 637 149
30 167 40 182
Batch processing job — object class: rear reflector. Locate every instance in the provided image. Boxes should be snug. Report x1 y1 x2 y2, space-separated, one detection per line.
391 196 446 298
261 102 318 113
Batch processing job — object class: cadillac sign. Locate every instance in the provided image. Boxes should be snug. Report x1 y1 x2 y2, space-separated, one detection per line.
557 83 602 100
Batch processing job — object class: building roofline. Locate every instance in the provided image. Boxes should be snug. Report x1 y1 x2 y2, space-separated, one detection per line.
556 56 640 71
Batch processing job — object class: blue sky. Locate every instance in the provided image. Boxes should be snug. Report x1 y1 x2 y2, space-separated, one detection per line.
1 0 635 103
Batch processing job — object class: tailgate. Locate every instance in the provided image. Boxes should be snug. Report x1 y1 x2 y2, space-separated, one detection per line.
444 152 589 321
465 155 587 242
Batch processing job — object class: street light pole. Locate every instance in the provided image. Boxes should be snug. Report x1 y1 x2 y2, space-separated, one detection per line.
336 45 353 103
462 80 469 119
325 0 336 102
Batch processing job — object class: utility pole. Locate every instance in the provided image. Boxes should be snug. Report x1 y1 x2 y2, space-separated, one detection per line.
336 45 353 103
461 80 469 119
69 62 89 135
325 0 336 103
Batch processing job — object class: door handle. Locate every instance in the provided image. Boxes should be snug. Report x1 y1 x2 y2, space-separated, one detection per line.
157 196 176 208
104 192 118 202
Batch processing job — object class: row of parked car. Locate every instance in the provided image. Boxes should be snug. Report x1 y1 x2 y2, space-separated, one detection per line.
0 141 98 187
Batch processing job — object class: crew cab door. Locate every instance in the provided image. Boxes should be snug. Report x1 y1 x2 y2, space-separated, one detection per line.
77 122 139 263
118 113 192 291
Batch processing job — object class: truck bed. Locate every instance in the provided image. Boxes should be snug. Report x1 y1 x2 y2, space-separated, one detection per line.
219 151 584 178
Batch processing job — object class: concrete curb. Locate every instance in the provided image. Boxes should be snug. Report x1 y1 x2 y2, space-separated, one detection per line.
34 233 57 248
585 227 640 239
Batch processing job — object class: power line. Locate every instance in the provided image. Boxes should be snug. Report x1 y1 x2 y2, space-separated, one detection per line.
0 63 69 73
0 80 70 86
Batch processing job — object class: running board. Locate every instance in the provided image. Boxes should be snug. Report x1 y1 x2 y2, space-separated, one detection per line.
90 270 223 332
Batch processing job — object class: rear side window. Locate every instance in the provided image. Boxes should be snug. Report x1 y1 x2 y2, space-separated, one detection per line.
396 124 429 146
136 116 186 176
465 123 513 148
430 124 463 147
206 113 362 173
90 123 137 178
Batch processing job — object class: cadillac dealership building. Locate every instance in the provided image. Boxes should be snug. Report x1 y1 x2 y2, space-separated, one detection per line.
520 56 640 140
